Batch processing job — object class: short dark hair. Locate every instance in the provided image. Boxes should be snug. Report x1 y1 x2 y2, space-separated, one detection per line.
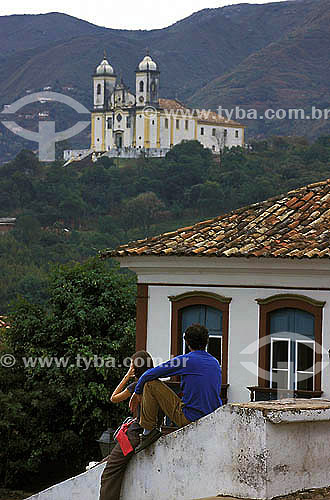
131 350 154 378
184 324 209 350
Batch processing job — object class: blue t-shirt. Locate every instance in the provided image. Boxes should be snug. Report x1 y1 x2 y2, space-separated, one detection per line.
135 350 222 422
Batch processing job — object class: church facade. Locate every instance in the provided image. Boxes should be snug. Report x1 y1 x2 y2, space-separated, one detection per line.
64 53 245 162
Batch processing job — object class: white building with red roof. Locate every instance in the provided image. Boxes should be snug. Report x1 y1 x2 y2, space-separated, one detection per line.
103 179 330 404
64 52 245 162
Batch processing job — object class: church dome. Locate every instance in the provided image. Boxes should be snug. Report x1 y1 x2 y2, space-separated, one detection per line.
138 55 158 71
96 58 114 75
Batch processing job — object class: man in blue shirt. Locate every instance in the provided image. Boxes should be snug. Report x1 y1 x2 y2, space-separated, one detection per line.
129 323 222 453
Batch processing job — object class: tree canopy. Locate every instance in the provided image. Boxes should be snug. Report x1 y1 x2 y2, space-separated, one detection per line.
0 258 136 489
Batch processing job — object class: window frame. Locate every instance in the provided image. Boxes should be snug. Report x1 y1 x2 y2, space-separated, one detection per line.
256 294 325 392
270 337 291 390
295 339 315 391
169 291 231 385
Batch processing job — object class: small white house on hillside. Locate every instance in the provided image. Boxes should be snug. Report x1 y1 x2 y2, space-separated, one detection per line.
103 179 330 404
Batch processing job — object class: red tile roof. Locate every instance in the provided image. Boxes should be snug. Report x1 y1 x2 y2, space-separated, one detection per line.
158 99 241 126
158 98 187 111
103 179 330 259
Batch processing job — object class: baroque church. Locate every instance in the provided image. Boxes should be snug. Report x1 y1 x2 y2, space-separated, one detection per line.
64 52 244 162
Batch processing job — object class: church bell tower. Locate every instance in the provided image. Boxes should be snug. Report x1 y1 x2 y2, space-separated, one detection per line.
135 52 159 108
93 52 116 111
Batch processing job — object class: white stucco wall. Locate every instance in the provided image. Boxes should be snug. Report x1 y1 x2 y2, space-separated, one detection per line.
26 400 330 500
121 256 330 403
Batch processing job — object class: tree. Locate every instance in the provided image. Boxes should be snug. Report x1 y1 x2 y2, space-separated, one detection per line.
213 129 227 166
0 258 136 489
124 192 165 235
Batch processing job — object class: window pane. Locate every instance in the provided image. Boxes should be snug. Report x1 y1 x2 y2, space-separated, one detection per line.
208 336 221 364
297 372 314 391
271 370 288 389
272 340 289 369
297 343 314 372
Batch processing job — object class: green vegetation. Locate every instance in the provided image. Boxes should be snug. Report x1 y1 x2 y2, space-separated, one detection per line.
0 136 330 490
1 138 330 313
0 258 136 489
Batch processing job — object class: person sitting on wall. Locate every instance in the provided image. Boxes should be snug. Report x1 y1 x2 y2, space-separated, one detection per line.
99 350 154 500
130 323 222 453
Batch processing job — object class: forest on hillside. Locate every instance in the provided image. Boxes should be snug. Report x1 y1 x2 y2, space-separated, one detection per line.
1 136 330 313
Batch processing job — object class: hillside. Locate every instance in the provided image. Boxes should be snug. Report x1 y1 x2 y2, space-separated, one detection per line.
188 0 330 140
0 3 312 102
1 137 330 312
0 0 329 162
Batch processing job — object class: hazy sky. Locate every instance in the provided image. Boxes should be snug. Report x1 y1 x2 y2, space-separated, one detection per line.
0 0 288 30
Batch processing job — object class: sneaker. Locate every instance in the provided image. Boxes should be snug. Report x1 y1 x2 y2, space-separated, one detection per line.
134 428 162 454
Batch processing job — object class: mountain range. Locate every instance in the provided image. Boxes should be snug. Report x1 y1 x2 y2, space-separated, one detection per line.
0 0 329 162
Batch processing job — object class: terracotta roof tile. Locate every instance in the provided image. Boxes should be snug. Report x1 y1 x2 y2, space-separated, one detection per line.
158 99 242 126
102 179 330 260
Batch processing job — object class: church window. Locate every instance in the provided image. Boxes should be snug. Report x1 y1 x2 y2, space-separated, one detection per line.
176 119 180 130
97 84 101 95
107 117 113 129
126 116 131 128
235 130 239 138
212 128 216 136
224 129 228 137
152 120 155 125
201 127 204 135
185 120 189 130
139 81 144 92
117 114 122 122
165 118 169 129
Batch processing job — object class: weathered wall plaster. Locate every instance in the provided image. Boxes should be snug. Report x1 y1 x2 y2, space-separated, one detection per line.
26 400 330 500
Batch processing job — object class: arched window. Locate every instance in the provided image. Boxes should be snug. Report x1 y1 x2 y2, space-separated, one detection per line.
139 80 144 92
169 292 231 390
255 294 325 398
97 83 102 95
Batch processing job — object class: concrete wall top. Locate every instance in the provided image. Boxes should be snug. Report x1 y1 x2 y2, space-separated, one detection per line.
231 398 330 423
26 400 330 500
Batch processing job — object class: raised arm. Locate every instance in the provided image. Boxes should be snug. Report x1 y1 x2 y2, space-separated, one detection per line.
110 361 135 403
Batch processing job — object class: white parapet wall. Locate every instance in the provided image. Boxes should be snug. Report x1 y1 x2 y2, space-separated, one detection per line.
26 399 330 500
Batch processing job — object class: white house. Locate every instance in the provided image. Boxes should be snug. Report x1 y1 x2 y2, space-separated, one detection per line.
103 178 330 404
27 178 330 499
